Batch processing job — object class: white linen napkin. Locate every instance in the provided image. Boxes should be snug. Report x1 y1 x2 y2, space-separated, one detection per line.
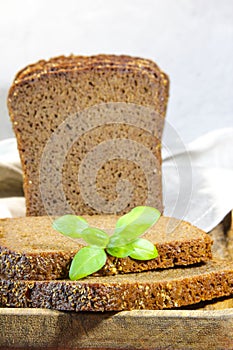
0 138 23 198
163 127 233 231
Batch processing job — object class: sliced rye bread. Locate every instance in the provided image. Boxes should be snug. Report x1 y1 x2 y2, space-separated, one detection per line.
7 54 169 216
0 215 212 280
1 260 233 311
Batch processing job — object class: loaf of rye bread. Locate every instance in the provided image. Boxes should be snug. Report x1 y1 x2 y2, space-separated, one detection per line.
0 215 212 280
7 55 169 216
1 260 233 311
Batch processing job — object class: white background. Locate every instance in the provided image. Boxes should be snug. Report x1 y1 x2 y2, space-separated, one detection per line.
0 0 233 144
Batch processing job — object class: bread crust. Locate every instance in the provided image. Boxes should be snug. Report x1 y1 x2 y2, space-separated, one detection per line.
1 260 232 311
12 54 169 84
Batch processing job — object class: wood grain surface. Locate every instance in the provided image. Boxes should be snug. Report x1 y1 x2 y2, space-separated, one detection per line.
1 308 233 350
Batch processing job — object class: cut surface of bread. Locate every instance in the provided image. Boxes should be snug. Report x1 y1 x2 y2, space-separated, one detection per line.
0 215 212 280
8 54 169 216
1 260 233 311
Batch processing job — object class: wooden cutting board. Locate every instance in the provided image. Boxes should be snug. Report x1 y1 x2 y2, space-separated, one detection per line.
1 213 233 350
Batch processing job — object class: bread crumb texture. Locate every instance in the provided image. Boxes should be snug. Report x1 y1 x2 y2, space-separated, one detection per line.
7 54 169 216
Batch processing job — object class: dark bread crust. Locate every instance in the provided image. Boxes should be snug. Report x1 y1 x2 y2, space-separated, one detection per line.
11 55 169 119
1 260 232 311
0 215 213 280
13 54 169 84
7 54 169 216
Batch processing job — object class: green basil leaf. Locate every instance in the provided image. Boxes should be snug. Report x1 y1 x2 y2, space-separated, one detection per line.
107 243 134 258
115 206 161 236
52 215 88 238
80 227 109 248
108 234 134 248
108 206 160 247
69 246 107 280
129 238 158 260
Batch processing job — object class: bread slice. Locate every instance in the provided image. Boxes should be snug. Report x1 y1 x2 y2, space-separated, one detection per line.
0 215 212 280
1 260 233 311
7 54 169 216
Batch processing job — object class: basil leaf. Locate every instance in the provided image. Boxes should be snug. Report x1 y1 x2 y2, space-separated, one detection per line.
109 206 160 247
129 238 158 260
108 234 134 248
53 215 89 238
107 243 134 258
80 227 109 248
69 246 107 280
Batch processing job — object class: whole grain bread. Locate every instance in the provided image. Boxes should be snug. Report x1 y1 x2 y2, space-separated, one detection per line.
0 215 212 280
1 260 232 311
7 54 169 216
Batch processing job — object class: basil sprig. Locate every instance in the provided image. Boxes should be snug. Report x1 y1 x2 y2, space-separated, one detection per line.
53 206 160 280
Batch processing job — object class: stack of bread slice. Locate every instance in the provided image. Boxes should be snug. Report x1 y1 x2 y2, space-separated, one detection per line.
1 215 233 312
7 54 169 217
2 55 233 312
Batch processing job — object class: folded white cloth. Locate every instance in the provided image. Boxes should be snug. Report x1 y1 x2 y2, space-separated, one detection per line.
0 128 232 232
0 197 26 218
0 138 23 198
163 127 233 231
